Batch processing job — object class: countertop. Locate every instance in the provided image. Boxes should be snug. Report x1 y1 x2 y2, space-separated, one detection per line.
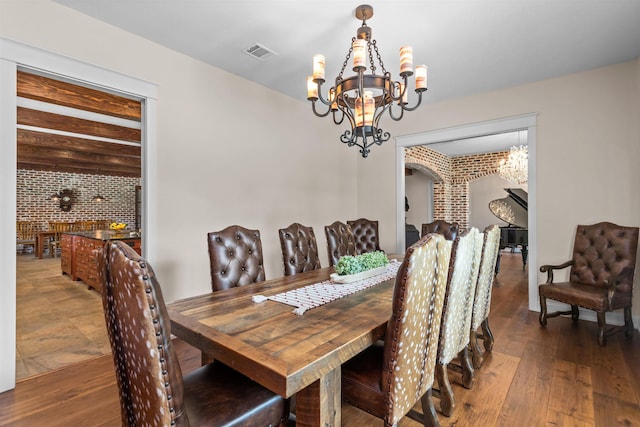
62 230 141 241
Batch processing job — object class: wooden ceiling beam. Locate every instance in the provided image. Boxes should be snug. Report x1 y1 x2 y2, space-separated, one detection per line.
17 70 142 121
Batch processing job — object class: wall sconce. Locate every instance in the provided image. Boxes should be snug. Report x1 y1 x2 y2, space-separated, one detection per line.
92 169 107 202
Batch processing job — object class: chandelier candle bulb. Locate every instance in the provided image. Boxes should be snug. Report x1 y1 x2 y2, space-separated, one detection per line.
398 82 407 104
415 65 427 90
313 54 325 81
329 88 338 110
352 39 367 69
355 91 375 127
306 76 318 100
399 46 413 75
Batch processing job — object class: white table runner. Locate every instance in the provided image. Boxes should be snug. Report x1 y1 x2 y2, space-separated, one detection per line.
252 260 401 315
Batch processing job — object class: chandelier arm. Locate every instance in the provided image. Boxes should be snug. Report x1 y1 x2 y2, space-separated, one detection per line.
387 76 406 103
314 80 334 106
388 103 405 121
332 109 345 125
399 90 424 112
311 100 333 118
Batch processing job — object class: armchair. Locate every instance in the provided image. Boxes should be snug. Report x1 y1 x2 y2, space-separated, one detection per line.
538 222 638 346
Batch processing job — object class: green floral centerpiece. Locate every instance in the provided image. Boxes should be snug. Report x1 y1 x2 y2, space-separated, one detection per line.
332 251 389 283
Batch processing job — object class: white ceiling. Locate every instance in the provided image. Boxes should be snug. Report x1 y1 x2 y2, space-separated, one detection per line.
52 0 640 154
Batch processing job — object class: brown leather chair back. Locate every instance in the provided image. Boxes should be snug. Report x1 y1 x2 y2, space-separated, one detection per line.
347 218 381 254
207 225 265 291
422 220 460 241
324 221 357 267
100 241 189 426
570 222 638 292
278 223 321 276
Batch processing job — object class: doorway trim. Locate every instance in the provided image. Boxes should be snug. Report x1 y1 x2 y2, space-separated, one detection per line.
0 37 158 392
394 113 538 311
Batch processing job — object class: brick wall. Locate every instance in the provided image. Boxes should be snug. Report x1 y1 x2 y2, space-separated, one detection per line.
17 169 140 231
405 147 509 229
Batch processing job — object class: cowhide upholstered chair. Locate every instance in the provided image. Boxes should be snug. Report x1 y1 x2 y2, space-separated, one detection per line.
539 222 638 346
422 220 460 241
278 223 321 276
433 227 482 417
469 224 501 368
207 225 265 291
347 218 382 254
324 220 357 267
341 233 452 427
100 240 288 427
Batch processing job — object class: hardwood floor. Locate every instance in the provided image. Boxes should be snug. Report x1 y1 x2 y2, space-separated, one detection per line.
3 252 639 426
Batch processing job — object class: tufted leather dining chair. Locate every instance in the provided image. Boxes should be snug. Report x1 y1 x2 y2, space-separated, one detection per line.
469 224 501 368
347 218 382 254
422 220 460 241
341 233 452 427
207 225 265 292
434 227 483 417
278 223 321 276
539 222 638 346
324 220 357 267
100 240 288 427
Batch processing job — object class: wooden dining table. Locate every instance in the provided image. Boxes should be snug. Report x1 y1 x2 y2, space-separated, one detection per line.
167 263 400 427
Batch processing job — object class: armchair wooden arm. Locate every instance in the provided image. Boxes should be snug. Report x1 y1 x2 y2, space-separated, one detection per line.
539 260 574 283
605 266 635 307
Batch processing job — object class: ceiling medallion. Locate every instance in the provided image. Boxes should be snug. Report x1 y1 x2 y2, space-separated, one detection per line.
306 4 427 158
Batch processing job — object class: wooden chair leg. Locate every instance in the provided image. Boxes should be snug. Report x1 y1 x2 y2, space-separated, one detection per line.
435 364 454 417
470 330 483 369
624 307 634 339
539 295 548 326
571 305 579 321
597 311 607 346
481 318 494 352
458 347 475 389
420 388 440 427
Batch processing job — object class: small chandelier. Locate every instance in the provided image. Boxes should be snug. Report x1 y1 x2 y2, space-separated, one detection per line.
306 4 427 158
498 143 528 184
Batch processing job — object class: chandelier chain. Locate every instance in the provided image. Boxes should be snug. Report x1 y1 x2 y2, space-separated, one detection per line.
372 41 387 74
337 38 356 80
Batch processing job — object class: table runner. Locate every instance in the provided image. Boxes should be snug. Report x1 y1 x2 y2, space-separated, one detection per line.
252 260 401 315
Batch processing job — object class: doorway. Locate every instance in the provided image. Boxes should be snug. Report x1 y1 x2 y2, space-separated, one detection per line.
1 37 158 392
394 113 538 311
15 69 143 379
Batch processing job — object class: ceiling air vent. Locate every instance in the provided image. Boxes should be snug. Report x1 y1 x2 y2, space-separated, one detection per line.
242 43 278 62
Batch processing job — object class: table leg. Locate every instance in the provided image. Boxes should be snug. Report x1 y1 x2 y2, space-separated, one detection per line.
295 367 341 427
36 234 43 259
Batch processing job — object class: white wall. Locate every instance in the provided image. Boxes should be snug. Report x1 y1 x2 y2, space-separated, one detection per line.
0 0 361 302
405 171 432 230
0 0 360 391
359 58 640 319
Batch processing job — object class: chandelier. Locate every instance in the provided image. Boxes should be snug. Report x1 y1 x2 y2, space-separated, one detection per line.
498 144 528 184
306 4 427 158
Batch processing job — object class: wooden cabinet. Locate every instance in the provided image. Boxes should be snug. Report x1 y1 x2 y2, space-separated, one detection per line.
74 237 105 292
61 233 141 293
60 234 73 277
